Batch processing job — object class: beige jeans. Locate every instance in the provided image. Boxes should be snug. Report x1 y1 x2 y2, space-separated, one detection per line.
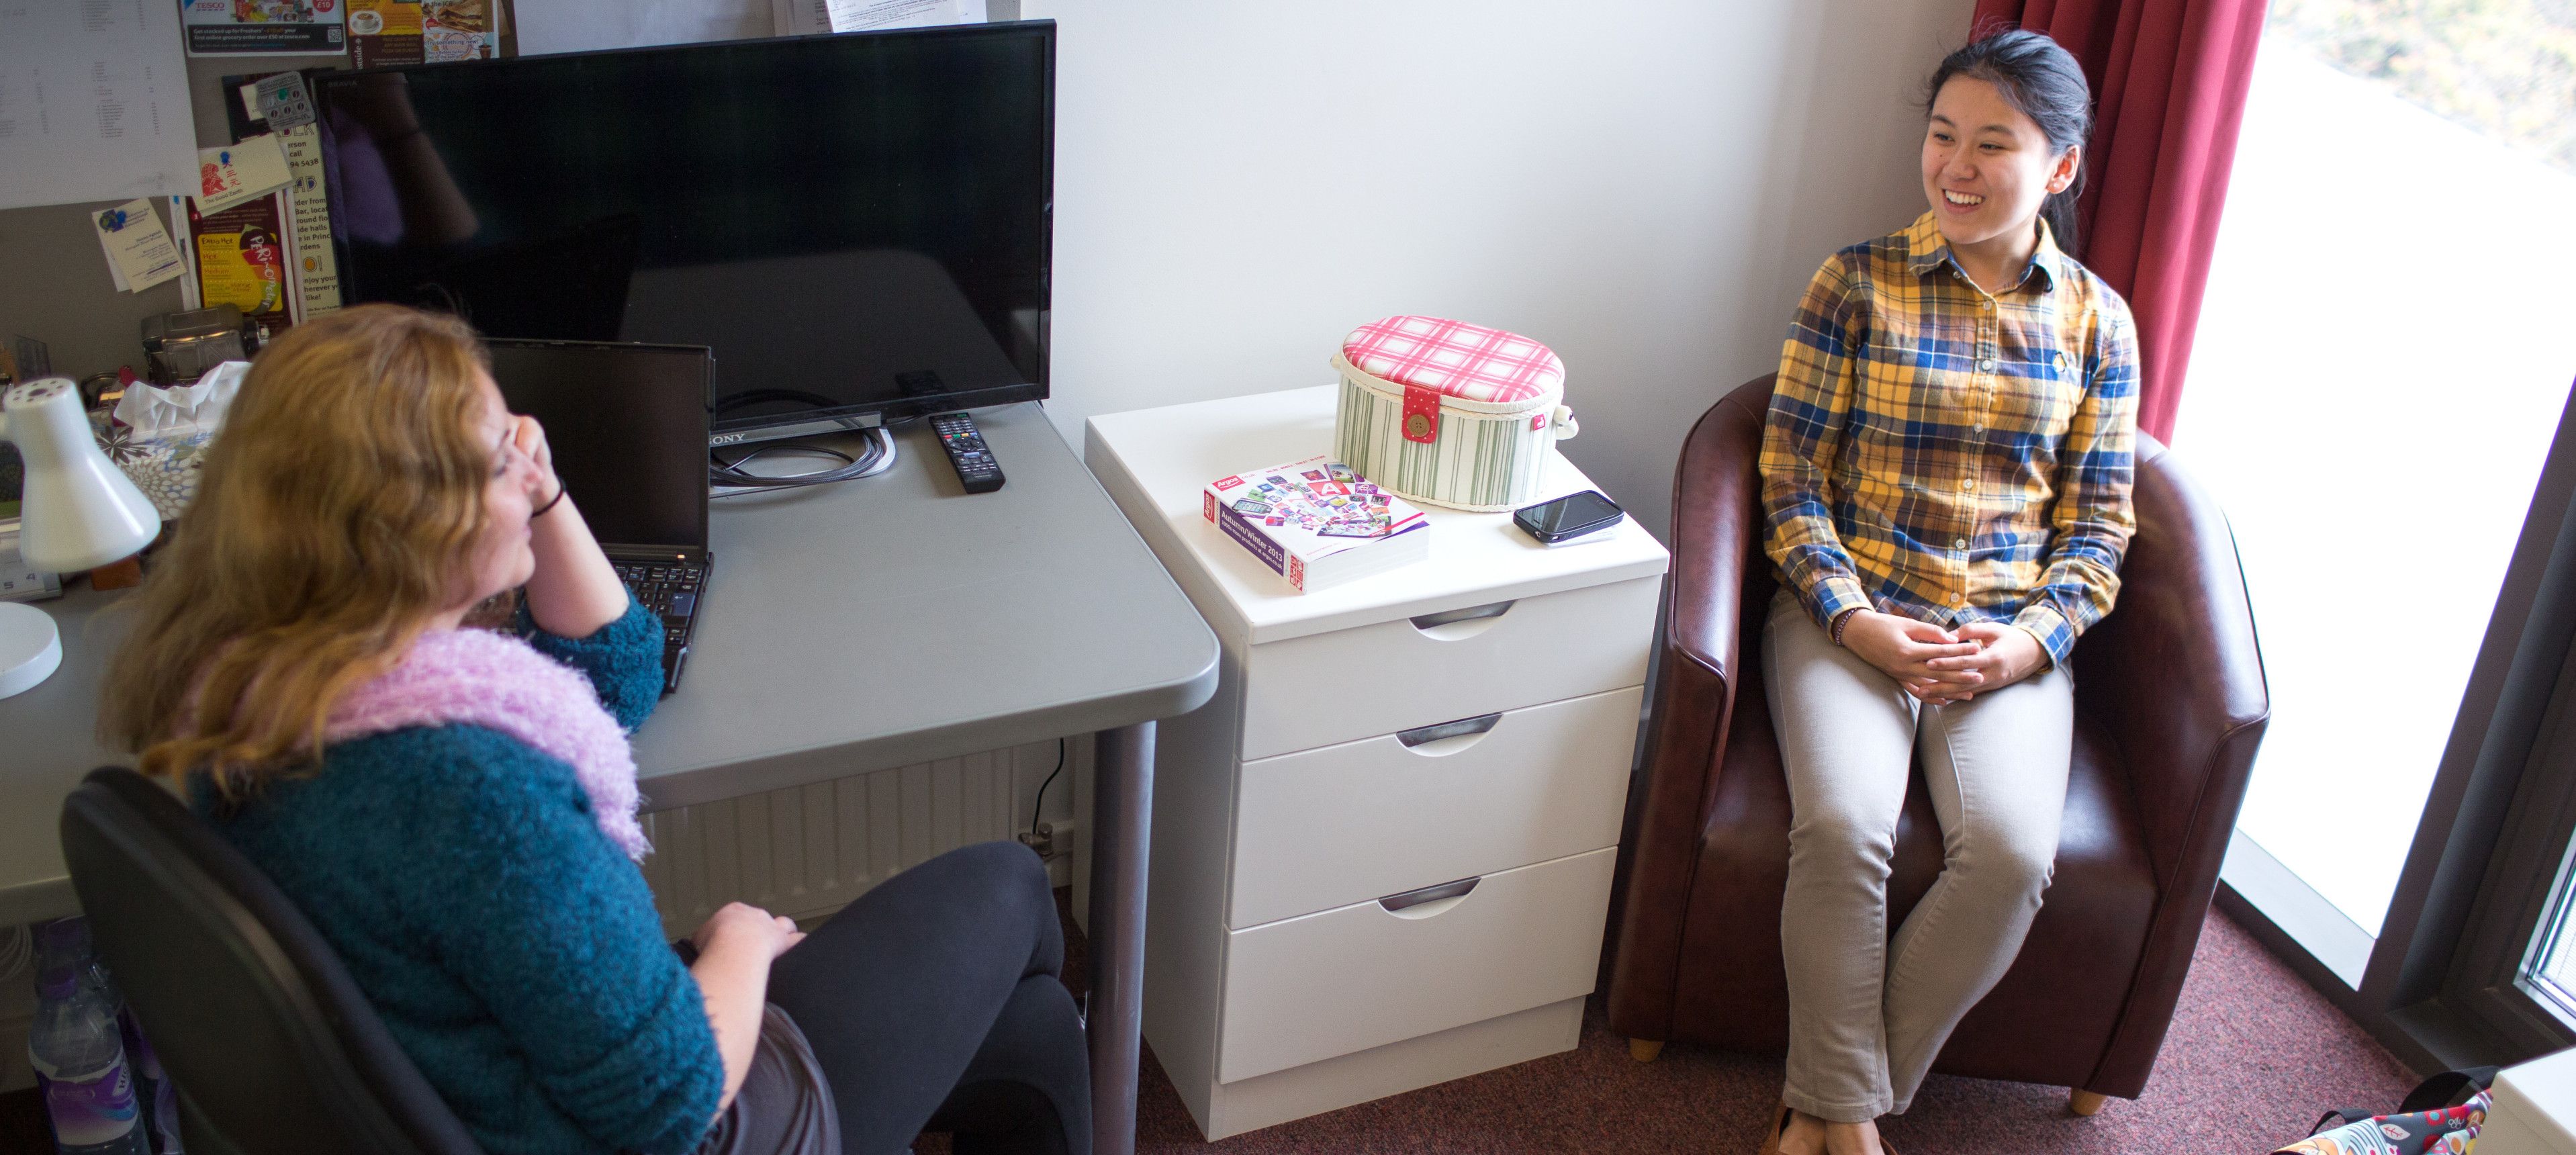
1761 591 2072 1121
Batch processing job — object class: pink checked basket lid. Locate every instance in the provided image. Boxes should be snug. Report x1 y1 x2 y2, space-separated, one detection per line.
1339 316 1563 406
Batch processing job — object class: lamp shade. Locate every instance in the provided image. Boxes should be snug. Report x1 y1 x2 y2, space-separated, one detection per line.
0 378 161 573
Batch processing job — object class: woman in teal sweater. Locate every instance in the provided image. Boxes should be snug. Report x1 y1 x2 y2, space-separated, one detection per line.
102 305 1086 1155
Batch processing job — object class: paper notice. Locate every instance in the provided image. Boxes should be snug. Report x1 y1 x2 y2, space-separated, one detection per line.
349 0 496 65
196 135 293 215
190 192 294 341
279 125 341 317
421 0 501 62
93 199 183 293
181 0 349 56
0 1 199 211
781 0 986 36
348 0 426 69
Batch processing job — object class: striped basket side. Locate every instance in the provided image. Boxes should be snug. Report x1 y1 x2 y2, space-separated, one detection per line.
1334 376 1554 512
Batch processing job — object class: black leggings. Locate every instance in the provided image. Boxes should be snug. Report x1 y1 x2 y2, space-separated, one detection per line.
765 841 1089 1155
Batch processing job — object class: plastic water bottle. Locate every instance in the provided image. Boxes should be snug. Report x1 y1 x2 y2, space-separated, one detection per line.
125 1023 181 1155
28 919 149 1155
82 958 182 1154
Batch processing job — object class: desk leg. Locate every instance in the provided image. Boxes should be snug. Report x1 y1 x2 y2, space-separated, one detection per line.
1089 722 1153 1155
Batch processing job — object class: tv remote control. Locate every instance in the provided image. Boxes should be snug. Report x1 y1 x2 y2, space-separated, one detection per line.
930 412 1005 494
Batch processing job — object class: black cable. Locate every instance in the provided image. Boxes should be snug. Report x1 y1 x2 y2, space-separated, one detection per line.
1029 737 1067 841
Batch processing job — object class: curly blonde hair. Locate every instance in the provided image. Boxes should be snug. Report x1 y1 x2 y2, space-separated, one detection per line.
101 304 496 792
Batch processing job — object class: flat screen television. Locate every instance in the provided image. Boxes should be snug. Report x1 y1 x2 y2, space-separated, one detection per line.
312 22 1054 444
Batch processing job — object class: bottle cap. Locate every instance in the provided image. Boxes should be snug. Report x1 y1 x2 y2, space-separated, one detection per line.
35 916 91 954
33 918 95 1002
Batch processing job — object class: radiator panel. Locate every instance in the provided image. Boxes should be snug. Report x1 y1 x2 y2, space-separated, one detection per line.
638 740 1068 938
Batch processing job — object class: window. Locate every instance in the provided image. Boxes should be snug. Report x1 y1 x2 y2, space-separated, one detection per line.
2177 0 2576 978
2533 864 2576 1023
2407 595 2576 1060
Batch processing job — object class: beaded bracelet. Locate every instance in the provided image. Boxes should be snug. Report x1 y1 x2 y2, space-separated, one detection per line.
1829 607 1859 647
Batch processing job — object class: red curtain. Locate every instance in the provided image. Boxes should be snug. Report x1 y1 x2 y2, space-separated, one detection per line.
1970 0 2268 443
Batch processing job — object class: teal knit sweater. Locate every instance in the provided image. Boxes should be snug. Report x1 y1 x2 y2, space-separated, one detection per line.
194 602 721 1155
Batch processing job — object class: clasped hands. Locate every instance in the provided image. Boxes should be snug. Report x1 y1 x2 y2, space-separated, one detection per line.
1838 610 2045 704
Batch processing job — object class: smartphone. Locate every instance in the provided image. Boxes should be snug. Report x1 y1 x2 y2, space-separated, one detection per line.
1512 490 1624 546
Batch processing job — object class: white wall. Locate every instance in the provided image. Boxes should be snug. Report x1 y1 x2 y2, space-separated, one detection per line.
0 0 1977 539
1025 0 1976 538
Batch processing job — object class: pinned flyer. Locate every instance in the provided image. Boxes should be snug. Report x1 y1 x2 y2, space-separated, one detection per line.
829 0 985 31
93 199 183 293
776 0 987 34
279 126 341 316
195 135 293 216
250 73 316 131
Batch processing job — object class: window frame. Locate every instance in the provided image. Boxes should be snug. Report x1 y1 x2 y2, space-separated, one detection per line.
2421 628 2576 1054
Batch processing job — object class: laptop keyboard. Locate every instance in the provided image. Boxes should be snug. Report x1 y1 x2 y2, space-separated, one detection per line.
614 561 706 688
618 559 700 620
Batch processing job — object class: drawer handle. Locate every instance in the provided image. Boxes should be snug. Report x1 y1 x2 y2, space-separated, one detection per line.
1377 876 1480 915
1409 600 1515 641
1396 712 1502 749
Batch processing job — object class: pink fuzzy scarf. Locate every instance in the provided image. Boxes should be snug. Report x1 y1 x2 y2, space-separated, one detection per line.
323 628 649 860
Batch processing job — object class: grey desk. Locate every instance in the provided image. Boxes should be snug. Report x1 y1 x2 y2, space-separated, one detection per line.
0 401 1220 1155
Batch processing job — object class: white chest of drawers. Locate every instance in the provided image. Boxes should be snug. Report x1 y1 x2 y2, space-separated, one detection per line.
1084 386 1668 1140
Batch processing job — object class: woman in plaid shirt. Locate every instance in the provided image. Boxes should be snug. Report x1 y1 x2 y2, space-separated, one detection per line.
1753 30 2139 1155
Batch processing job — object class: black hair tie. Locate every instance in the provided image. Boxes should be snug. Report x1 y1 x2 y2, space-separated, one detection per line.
531 486 569 518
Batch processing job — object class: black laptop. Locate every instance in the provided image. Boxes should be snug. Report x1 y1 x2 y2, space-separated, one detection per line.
486 339 713 694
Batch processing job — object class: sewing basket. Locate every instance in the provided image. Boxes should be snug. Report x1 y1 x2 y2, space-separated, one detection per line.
1330 316 1577 512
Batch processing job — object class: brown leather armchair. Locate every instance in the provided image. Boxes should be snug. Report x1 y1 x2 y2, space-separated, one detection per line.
1603 375 2269 1113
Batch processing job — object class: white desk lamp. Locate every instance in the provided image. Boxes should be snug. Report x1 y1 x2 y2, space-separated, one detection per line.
0 377 163 700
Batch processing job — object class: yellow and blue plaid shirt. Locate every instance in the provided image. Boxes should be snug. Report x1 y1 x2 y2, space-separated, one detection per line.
1759 212 2138 668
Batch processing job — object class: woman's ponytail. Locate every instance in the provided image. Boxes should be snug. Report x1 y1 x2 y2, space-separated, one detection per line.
2039 185 2084 259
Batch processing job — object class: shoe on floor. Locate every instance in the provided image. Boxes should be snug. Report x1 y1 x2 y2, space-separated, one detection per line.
1760 1106 1900 1155
1756 1101 1792 1155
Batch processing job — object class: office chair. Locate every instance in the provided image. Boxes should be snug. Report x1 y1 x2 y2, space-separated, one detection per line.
1604 375 2270 1113
58 766 486 1155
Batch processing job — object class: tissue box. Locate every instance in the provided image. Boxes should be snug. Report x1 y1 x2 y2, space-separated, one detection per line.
100 360 244 520
96 424 216 521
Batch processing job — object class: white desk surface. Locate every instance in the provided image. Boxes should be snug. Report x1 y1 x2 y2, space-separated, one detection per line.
0 402 1220 925
1085 385 1669 648
2496 1048 2576 1153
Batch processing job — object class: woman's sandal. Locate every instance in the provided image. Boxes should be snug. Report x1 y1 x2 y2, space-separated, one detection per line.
1755 1101 1792 1155
1757 1104 1901 1155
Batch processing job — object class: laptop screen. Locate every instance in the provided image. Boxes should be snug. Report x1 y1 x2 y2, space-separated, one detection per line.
485 340 711 551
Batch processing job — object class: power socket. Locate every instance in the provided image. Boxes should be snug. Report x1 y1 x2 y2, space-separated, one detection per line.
1017 820 1075 861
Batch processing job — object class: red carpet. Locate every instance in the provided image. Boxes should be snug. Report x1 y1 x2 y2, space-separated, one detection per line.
4 899 2400 1151
997 903 2414 1154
